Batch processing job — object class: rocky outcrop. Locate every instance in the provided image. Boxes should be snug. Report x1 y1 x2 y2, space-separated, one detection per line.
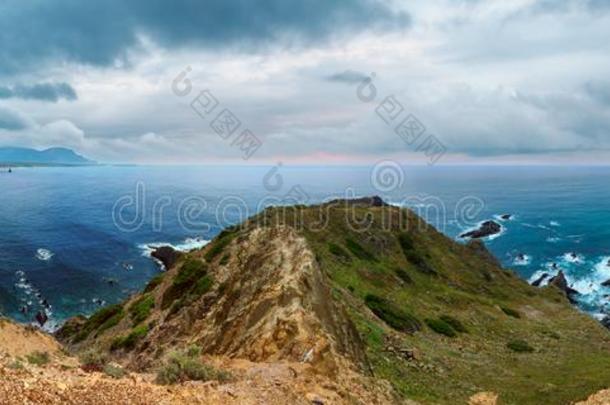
460 221 502 239
549 271 579 304
150 246 182 269
531 273 549 287
171 227 367 375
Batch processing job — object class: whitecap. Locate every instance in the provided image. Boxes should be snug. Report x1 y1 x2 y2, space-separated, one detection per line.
528 269 555 287
512 254 532 266
35 248 54 261
594 257 610 281
139 236 210 257
550 221 561 227
546 237 561 243
562 252 585 264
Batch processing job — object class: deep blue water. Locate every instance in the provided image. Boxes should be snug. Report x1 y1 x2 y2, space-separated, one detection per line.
1 165 609 329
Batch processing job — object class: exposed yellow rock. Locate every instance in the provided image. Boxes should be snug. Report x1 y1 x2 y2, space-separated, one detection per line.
469 391 498 405
576 389 610 405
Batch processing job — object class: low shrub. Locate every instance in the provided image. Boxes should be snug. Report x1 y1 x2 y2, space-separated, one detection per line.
365 294 421 333
345 238 377 262
397 233 437 276
111 324 149 351
79 348 108 369
162 258 210 309
425 318 457 337
73 304 125 342
395 268 413 284
144 273 165 293
397 233 415 251
507 339 534 353
501 306 521 319
439 315 468 333
219 254 230 266
156 346 232 385
328 243 351 262
129 294 155 324
103 364 127 379
26 351 50 366
7 360 24 370
204 231 236 262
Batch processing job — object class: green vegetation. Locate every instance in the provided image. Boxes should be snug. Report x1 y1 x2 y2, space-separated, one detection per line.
345 238 377 262
103 364 127 379
501 306 521 319
144 273 165 293
26 351 50 366
162 258 213 309
439 315 468 333
397 233 437 276
7 360 24 370
79 348 108 368
395 268 413 284
129 294 155 324
507 339 535 353
328 242 351 262
156 346 231 385
219 253 230 266
365 294 421 333
425 318 457 337
73 304 124 342
204 229 236 262
111 324 149 351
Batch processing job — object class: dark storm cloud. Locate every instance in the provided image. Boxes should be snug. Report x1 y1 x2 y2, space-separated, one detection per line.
0 83 77 102
0 0 409 75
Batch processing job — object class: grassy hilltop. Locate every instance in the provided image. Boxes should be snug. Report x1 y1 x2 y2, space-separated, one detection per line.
57 198 610 404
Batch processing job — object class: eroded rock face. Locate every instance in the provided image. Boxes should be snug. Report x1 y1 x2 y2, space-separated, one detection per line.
549 271 579 304
151 246 182 270
188 227 368 375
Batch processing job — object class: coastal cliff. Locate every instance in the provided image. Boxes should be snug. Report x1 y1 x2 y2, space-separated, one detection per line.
2 198 610 404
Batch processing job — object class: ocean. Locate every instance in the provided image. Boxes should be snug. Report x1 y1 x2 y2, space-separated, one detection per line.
1 164 610 330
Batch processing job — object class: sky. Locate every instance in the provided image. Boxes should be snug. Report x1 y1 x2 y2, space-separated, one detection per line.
1 0 610 165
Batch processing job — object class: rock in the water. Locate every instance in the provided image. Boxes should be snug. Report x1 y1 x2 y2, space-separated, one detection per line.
35 311 48 327
549 271 579 304
601 316 610 330
151 246 182 270
602 279 610 287
460 221 502 239
500 214 512 220
532 273 549 287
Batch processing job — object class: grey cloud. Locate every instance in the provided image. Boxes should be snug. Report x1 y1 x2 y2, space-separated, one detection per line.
0 106 32 130
585 81 610 105
0 82 77 102
0 0 409 75
326 70 371 84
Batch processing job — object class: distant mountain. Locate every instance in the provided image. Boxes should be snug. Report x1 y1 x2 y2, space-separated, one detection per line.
0 147 95 165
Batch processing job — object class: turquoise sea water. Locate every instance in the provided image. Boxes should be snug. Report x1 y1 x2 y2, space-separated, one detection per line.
1 165 609 329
